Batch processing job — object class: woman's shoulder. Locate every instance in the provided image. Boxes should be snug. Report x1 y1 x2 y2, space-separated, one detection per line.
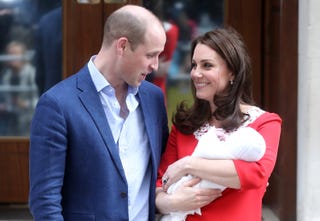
243 105 282 128
241 105 264 126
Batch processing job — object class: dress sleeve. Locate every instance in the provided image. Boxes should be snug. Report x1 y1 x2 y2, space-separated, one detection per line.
233 112 282 190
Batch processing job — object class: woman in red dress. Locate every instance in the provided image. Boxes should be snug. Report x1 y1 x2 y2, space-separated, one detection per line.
155 27 282 221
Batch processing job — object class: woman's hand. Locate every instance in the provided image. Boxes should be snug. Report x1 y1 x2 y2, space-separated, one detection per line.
173 178 222 211
162 157 241 191
162 156 192 192
156 178 222 214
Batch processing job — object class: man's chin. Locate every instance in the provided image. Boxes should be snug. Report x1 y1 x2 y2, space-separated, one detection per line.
140 74 147 81
131 80 142 87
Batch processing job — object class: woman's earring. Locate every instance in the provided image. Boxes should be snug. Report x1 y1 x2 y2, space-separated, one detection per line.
230 80 234 85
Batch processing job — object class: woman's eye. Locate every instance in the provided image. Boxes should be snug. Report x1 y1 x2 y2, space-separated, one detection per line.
203 63 213 68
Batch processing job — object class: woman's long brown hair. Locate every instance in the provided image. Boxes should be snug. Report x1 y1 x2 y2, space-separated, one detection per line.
173 27 254 134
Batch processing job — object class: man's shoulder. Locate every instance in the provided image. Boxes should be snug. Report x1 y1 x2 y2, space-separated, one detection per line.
140 80 163 94
41 73 80 102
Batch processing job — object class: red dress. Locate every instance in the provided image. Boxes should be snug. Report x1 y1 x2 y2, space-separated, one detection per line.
157 111 282 221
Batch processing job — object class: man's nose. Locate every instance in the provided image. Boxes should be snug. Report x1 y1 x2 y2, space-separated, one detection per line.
150 58 159 71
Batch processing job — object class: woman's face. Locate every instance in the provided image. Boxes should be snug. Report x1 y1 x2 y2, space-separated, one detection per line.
190 43 233 107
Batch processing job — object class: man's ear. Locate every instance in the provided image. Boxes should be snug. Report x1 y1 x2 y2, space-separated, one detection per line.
116 37 128 55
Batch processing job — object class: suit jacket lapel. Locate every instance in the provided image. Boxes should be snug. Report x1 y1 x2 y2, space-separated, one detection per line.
138 85 157 173
76 66 127 183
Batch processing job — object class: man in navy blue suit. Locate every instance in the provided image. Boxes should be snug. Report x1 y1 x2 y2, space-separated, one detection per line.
29 5 168 221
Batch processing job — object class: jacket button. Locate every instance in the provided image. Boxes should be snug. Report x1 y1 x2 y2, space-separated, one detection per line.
120 192 127 198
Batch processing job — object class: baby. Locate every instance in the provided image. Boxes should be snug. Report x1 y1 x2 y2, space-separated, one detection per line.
160 126 266 221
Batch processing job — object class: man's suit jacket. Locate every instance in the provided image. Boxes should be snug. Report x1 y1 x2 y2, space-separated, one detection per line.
29 65 169 221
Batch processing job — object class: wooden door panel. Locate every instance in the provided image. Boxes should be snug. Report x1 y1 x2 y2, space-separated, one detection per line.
0 139 29 202
263 1 298 220
63 0 104 77
225 0 298 220
102 0 142 21
224 0 263 105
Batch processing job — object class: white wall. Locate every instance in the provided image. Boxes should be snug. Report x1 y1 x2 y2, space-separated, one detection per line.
298 0 320 220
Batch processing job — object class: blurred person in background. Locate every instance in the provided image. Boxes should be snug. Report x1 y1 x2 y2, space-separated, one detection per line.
145 0 179 105
35 6 62 95
0 40 37 135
